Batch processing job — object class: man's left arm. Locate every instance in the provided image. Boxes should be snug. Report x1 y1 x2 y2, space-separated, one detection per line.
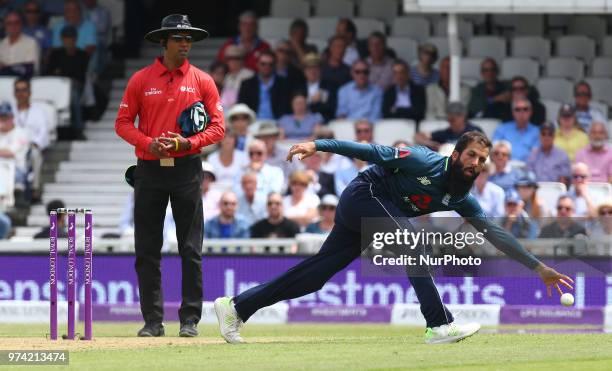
457 195 574 296
187 74 225 150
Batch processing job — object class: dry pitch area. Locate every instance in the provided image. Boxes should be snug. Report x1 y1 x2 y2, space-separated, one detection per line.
0 323 611 370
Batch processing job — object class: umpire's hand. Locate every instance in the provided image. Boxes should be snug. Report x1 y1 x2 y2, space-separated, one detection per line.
158 131 192 152
287 141 317 161
148 138 170 158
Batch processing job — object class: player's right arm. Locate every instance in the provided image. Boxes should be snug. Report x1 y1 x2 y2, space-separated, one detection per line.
115 72 154 153
287 139 432 172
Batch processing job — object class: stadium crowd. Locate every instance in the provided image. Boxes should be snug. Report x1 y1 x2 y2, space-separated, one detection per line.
188 11 611 245
1 7 611 250
0 0 113 238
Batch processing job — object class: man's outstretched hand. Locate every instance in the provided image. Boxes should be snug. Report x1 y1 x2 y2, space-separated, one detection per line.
535 263 574 297
286 141 317 162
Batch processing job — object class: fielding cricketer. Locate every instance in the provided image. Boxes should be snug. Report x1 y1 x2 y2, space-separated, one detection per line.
215 131 573 344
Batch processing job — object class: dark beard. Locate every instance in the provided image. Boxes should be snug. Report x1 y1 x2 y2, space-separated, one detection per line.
446 159 479 197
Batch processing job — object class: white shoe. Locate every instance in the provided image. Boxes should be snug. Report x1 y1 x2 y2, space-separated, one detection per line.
424 322 480 344
214 297 245 344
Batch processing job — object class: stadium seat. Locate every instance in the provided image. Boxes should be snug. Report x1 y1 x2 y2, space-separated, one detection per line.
501 58 540 83
591 58 612 78
568 15 607 41
470 118 501 140
419 120 449 134
537 182 567 215
586 182 612 208
556 35 596 63
328 119 356 141
32 100 59 143
590 101 609 120
425 37 462 59
259 17 293 40
0 159 15 209
353 18 385 39
541 99 562 123
585 78 612 107
99 0 125 41
387 37 418 64
460 57 484 80
492 14 544 36
391 16 431 42
359 0 398 21
30 77 71 127
602 36 612 57
433 18 473 40
545 58 584 81
467 36 506 64
314 0 354 17
374 119 416 146
306 17 338 40
536 78 574 103
0 76 16 101
511 36 551 64
270 0 310 18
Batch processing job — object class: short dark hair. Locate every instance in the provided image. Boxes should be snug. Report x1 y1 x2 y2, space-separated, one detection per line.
290 18 308 34
14 77 30 89
393 59 410 72
481 57 499 73
511 76 529 87
368 31 386 46
454 131 492 155
574 81 592 96
209 61 227 74
258 49 276 63
339 18 356 38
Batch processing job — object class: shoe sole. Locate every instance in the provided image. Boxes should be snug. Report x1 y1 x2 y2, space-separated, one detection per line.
179 332 198 338
214 298 243 344
425 326 480 344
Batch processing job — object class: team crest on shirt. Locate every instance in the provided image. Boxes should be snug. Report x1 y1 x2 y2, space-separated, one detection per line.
417 176 431 185
442 193 451 206
216 102 223 111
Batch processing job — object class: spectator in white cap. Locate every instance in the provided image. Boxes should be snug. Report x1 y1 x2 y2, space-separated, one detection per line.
201 161 222 223
221 45 253 107
226 103 256 151
254 120 303 180
207 129 248 185
305 194 338 234
236 171 267 227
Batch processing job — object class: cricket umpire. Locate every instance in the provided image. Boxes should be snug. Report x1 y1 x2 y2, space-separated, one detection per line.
115 14 225 337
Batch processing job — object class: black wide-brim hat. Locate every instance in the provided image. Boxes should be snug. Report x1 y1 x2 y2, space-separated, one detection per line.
145 14 209 43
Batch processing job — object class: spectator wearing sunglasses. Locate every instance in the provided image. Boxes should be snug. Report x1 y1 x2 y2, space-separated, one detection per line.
382 59 425 121
492 97 540 162
467 58 510 120
21 1 52 54
575 121 612 183
567 162 596 218
240 139 284 201
589 203 612 255
554 103 589 162
204 191 250 239
336 59 382 122
250 192 300 238
527 122 571 183
539 196 587 238
306 194 339 234
573 81 606 133
237 50 292 120
501 76 546 125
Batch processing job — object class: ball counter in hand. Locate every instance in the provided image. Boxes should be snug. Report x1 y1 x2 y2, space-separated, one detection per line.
560 293 574 307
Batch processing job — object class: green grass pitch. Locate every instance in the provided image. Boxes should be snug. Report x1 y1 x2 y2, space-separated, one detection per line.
1 323 611 370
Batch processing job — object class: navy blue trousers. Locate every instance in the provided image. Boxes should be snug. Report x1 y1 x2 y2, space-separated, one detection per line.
234 178 453 328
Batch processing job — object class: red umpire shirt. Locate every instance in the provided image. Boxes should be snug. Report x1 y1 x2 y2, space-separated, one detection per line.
115 57 225 158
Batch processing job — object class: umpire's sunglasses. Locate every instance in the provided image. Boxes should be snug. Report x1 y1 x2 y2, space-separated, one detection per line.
169 34 193 43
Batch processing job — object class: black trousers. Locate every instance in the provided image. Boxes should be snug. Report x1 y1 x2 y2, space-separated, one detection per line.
234 178 453 328
133 155 203 325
